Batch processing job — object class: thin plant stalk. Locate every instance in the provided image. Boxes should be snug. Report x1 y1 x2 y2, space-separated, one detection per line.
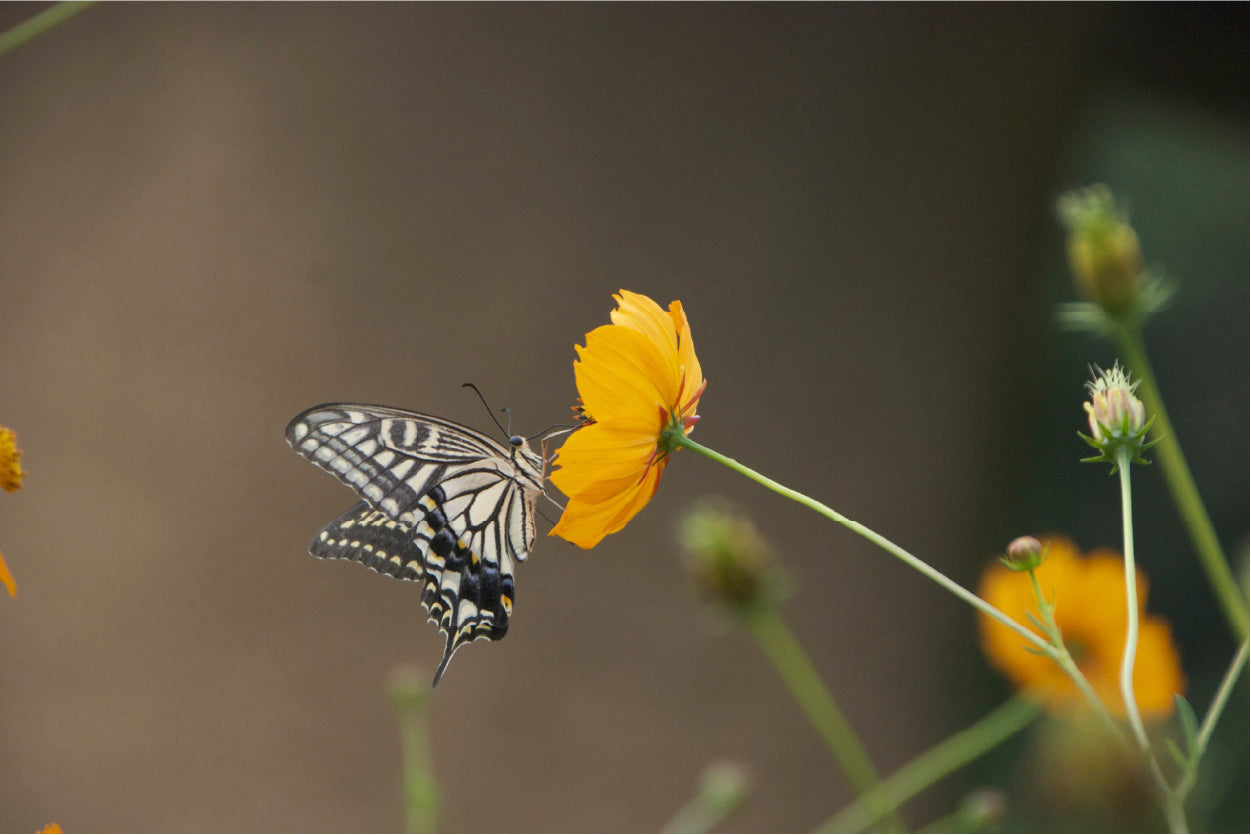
1114 321 1248 640
0 1 95 59
1194 640 1248 756
1116 448 1187 833
675 435 1113 723
1026 568 1124 740
1116 450 1150 751
746 606 905 833
1172 640 1249 807
819 696 1039 833
397 703 439 834
390 670 439 834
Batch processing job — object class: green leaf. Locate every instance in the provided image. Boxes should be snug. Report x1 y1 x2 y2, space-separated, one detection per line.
1174 694 1200 757
1024 610 1048 634
1165 738 1189 770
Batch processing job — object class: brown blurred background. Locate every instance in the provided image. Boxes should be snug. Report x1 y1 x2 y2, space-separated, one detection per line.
1 3 1246 832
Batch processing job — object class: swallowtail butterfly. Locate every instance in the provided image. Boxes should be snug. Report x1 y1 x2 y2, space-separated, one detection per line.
285 403 546 686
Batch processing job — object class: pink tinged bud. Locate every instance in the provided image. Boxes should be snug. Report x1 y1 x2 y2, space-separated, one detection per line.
1000 536 1046 572
1084 364 1146 441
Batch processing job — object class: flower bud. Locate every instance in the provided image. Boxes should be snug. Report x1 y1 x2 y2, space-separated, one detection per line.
1058 185 1144 313
1080 363 1153 468
388 663 434 712
999 535 1046 572
955 788 1007 831
680 500 778 617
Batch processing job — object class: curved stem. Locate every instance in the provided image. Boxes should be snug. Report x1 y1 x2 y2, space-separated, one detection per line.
1113 321 1248 640
1116 450 1150 752
746 607 905 832
676 436 1049 654
818 696 1040 833
676 435 1118 727
1117 449 1186 832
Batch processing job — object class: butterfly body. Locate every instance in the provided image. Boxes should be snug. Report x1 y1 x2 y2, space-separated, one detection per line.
285 404 544 686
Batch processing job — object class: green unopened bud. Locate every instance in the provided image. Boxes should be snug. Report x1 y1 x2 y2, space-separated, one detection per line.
955 788 1008 831
1080 362 1154 470
1058 185 1143 313
999 536 1046 572
697 761 751 816
680 500 778 618
388 663 434 713
663 761 752 833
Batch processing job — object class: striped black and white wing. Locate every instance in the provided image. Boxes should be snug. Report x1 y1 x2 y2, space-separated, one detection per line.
285 403 545 686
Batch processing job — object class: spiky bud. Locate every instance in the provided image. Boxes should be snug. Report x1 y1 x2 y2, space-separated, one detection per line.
1080 363 1154 470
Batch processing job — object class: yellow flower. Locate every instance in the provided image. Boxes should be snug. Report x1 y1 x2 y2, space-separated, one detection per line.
978 537 1185 717
38 825 63 834
0 546 14 598
550 290 705 549
1 425 26 492
0 425 23 598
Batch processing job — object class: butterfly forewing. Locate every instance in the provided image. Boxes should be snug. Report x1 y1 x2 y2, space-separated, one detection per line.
286 404 544 686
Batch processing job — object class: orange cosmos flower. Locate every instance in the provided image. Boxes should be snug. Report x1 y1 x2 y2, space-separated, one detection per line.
1 425 25 492
978 536 1185 718
0 425 23 598
550 290 705 549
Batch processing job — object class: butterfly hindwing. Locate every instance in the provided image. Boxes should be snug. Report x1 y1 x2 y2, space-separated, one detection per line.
287 403 543 686
308 501 425 582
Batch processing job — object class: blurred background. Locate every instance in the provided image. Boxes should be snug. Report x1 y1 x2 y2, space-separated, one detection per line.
0 3 1246 832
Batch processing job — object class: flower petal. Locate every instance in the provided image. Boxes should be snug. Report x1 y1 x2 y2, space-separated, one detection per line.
611 290 678 356
0 546 15 598
550 419 660 503
574 323 678 422
550 462 665 548
668 300 704 411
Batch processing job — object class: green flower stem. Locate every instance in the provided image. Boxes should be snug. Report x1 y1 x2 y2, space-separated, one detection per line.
0 1 95 59
1117 448 1186 833
391 675 439 834
676 436 1114 721
1195 640 1248 756
1116 449 1150 753
1026 568 1124 740
1114 321 1249 641
677 436 1048 653
745 606 905 833
1174 640 1249 804
819 696 1039 833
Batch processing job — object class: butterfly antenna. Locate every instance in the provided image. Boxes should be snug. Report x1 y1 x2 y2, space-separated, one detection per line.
461 382 510 438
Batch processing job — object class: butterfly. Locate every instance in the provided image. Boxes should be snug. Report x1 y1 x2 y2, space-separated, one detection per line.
285 402 547 686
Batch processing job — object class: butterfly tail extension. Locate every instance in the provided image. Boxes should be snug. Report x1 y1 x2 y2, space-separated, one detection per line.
432 634 457 688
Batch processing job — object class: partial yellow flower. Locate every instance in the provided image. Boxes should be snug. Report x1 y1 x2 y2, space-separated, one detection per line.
1 425 23 598
0 546 15 598
1 425 26 492
38 825 63 834
978 536 1184 717
550 290 705 549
